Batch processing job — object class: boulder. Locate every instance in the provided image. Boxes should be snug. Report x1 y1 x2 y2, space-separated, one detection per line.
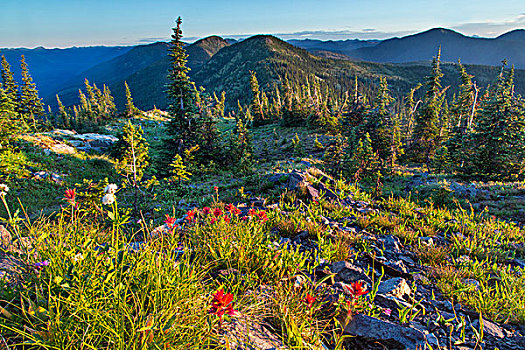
224 313 287 349
344 314 430 350
377 277 412 299
331 261 371 284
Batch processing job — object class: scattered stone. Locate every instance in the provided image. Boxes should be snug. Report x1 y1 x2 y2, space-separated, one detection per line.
344 313 430 350
472 318 505 339
463 278 480 290
224 313 287 349
378 277 412 299
330 261 371 284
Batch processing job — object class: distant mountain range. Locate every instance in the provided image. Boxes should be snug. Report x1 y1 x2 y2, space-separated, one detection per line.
344 28 525 67
1 27 525 111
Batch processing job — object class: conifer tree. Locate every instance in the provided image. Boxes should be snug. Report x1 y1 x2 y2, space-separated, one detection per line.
250 71 265 126
114 121 150 183
411 48 445 168
56 95 70 128
0 86 24 149
113 121 150 216
471 63 525 178
124 81 139 118
162 17 200 175
1 56 18 103
18 55 44 130
363 77 397 164
169 154 191 184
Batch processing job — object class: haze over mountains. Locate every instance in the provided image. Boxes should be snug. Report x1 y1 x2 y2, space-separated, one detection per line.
1 27 525 111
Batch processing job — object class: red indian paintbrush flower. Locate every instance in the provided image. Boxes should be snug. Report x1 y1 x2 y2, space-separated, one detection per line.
202 207 211 215
223 215 231 224
63 188 76 204
210 217 217 224
257 210 268 222
304 293 316 309
213 208 223 217
347 281 369 299
164 214 176 227
209 288 237 323
225 203 241 216
186 209 197 223
248 208 257 216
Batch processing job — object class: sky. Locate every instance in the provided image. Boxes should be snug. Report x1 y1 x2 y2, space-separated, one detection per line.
1 0 524 48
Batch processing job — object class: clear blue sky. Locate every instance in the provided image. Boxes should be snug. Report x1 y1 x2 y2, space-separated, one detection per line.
1 0 524 48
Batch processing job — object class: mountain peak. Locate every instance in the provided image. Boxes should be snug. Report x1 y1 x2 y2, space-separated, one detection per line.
497 29 525 42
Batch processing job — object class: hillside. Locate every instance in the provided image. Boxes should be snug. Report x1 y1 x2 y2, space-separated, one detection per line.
346 28 525 68
194 35 525 107
0 46 132 98
497 29 525 42
45 36 230 110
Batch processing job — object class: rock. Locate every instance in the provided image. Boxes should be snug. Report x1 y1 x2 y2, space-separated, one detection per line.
344 313 429 350
300 160 311 167
224 313 287 349
292 231 309 243
378 235 402 254
32 171 64 184
330 261 371 284
472 318 505 339
304 183 319 200
374 293 411 311
463 278 480 290
51 143 77 154
378 277 412 299
0 225 11 248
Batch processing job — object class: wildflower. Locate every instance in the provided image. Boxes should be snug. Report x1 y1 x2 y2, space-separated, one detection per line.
226 203 241 216
213 207 223 217
63 188 76 204
34 260 49 269
383 308 392 316
223 215 230 224
104 184 118 194
102 193 116 205
164 214 177 227
257 210 268 222
347 281 369 299
241 216 248 221
248 208 257 217
210 217 217 224
209 288 237 323
73 253 84 262
214 186 218 192
186 209 197 223
202 207 211 215
0 184 9 196
303 293 316 309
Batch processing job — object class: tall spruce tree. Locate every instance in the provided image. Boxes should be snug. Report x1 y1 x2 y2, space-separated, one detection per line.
162 17 200 175
471 63 525 179
411 48 445 168
1 56 18 103
18 55 44 130
0 86 24 149
250 71 265 126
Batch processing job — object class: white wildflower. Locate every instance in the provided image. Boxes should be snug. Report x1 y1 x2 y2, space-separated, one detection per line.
0 184 9 196
102 193 116 205
104 184 118 194
73 253 84 262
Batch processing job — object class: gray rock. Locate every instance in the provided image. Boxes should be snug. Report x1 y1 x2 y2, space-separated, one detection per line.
378 235 402 254
330 261 371 284
472 318 505 339
378 277 412 299
224 313 287 349
344 313 430 350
